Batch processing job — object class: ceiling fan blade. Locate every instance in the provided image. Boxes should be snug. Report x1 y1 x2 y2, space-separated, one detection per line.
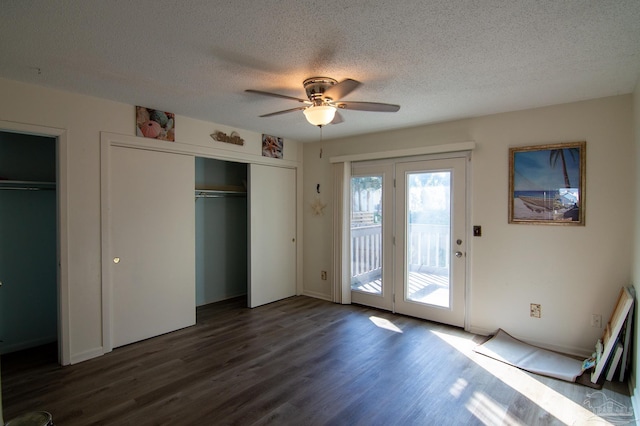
331 111 344 125
245 89 308 103
259 106 307 117
337 101 400 112
322 79 361 101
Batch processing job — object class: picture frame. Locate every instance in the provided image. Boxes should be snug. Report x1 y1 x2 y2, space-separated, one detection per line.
136 106 175 142
508 141 585 225
261 134 283 159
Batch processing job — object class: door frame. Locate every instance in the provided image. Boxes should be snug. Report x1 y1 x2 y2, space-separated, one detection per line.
0 120 70 365
332 144 474 330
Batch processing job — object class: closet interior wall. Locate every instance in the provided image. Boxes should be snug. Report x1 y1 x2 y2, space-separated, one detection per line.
0 131 57 354
195 157 248 306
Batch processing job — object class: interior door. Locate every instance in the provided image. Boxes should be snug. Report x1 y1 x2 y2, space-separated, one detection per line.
108 146 195 348
248 164 296 308
350 162 393 310
394 158 466 327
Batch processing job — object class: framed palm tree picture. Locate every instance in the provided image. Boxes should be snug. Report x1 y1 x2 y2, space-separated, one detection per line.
509 141 586 225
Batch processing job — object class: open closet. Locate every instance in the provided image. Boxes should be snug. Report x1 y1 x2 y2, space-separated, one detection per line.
195 157 248 305
101 133 297 353
0 131 58 355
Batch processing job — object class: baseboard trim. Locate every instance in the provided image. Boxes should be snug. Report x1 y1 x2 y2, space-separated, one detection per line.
301 290 332 302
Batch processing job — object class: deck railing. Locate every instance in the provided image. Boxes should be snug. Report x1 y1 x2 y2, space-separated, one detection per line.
407 224 450 274
350 223 450 283
351 225 382 283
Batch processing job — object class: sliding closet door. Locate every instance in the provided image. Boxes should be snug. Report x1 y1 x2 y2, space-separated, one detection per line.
248 164 296 308
106 145 195 348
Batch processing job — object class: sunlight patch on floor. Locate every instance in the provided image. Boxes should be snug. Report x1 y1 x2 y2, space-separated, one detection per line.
466 391 526 426
449 377 468 398
369 316 403 333
432 329 607 425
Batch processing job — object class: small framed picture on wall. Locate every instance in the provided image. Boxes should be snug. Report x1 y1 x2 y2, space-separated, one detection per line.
136 106 175 142
262 134 283 159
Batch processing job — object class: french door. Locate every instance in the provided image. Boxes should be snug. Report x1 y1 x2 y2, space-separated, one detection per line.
350 156 467 327
394 158 466 326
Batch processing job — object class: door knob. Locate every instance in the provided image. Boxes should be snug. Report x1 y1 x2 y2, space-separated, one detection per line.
455 251 463 258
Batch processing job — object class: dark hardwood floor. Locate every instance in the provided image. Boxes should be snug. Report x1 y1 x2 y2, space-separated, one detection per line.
1 296 634 425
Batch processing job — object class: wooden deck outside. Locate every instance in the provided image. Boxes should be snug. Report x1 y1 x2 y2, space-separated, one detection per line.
352 271 450 307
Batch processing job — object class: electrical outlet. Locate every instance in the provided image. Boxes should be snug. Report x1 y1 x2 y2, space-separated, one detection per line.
591 314 602 328
530 303 541 318
321 271 327 280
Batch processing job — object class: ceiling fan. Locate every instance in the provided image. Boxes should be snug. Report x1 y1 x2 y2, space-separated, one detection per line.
246 77 400 127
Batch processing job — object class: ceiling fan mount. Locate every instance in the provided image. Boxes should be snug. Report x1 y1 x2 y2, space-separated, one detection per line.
303 77 338 105
246 77 400 127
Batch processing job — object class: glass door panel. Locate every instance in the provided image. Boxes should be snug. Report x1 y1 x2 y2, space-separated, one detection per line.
350 175 383 294
350 163 393 311
406 170 451 308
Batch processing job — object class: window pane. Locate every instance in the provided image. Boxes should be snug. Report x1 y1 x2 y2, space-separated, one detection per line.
350 175 383 294
405 171 451 307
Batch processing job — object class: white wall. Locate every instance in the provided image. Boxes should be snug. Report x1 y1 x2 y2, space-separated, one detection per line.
630 76 640 414
303 95 634 355
0 77 301 363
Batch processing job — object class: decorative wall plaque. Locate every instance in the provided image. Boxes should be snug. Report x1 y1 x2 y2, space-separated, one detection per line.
210 131 244 146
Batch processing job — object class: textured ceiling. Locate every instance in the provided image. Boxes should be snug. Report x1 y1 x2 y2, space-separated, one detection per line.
1 1 639 142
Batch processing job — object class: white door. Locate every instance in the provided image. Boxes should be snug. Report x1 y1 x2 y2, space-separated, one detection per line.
394 158 466 327
350 162 393 311
108 146 195 348
248 164 296 308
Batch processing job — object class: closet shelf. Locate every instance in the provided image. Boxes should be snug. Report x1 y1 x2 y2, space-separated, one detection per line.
195 185 246 199
0 180 56 191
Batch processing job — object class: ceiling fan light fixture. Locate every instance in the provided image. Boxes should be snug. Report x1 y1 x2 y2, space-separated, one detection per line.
303 105 336 126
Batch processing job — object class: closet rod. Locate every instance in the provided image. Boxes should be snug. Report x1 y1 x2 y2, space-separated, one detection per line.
195 191 246 200
0 187 55 191
0 181 56 191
